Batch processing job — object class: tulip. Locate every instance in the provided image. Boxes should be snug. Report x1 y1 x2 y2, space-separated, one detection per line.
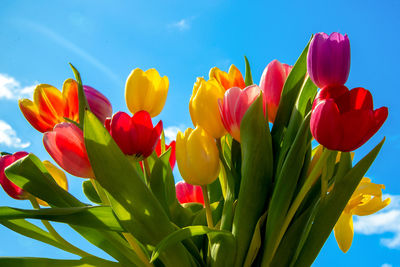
106 111 163 159
310 85 388 152
259 60 292 123
19 79 112 132
209 64 246 90
155 139 176 169
189 78 227 138
175 181 204 205
0 152 29 199
37 160 68 206
125 68 169 118
307 32 351 88
43 122 94 178
334 177 390 252
218 85 261 142
176 126 220 185
84 85 113 124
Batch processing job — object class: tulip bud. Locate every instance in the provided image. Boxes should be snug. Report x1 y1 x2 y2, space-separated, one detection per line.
310 85 388 151
125 68 169 117
218 85 261 142
43 122 94 178
107 111 163 159
209 64 246 90
0 152 29 199
307 32 351 88
175 181 204 205
176 126 220 186
189 78 227 138
84 85 113 124
259 60 292 123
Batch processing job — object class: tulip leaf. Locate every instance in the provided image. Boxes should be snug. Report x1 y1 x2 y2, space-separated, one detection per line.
69 63 90 129
294 138 385 267
0 257 121 267
243 211 268 267
150 225 234 263
83 110 195 267
4 153 144 265
232 94 273 267
271 37 312 148
83 180 102 204
244 56 253 86
0 206 124 232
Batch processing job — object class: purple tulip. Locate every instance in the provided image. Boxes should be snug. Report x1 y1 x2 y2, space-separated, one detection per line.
307 32 350 88
83 85 113 124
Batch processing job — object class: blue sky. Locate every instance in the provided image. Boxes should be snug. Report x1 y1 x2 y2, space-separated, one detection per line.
0 0 399 266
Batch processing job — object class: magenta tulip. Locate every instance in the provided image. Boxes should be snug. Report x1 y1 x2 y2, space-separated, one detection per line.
84 85 113 124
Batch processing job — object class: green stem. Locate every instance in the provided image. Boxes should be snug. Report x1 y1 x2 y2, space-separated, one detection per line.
202 185 214 228
90 179 110 205
143 158 151 187
265 148 333 266
28 197 93 258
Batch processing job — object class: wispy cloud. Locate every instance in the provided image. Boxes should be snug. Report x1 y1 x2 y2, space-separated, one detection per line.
19 20 121 85
164 126 185 143
0 73 36 100
0 120 30 149
354 194 400 249
168 18 193 31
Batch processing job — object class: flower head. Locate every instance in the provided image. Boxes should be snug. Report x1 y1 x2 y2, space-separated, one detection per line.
175 181 204 205
0 152 29 199
209 64 246 90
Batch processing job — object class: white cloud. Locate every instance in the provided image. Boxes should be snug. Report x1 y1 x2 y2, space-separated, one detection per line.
164 126 184 143
169 19 190 31
354 194 400 249
0 120 30 149
381 264 392 267
0 73 36 100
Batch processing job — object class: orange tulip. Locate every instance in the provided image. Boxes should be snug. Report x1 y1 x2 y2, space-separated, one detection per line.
209 65 246 90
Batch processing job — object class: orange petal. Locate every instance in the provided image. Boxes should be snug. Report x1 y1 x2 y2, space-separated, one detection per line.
34 84 66 126
19 99 53 133
62 79 79 122
228 65 246 89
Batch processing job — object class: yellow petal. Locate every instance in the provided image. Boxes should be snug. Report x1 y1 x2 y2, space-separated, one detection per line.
353 196 391 216
37 161 68 206
334 212 354 253
19 99 53 132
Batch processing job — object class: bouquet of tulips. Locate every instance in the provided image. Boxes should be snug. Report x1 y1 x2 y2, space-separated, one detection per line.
0 32 390 267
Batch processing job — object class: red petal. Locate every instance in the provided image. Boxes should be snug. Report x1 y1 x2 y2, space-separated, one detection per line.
0 152 29 199
336 87 373 113
110 112 135 155
339 109 374 151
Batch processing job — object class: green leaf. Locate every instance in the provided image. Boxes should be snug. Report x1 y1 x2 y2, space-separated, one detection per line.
69 63 90 129
150 226 234 263
294 138 385 267
232 94 273 267
83 111 195 267
271 37 312 148
0 257 121 267
244 56 253 86
83 180 102 204
243 211 267 267
0 206 124 232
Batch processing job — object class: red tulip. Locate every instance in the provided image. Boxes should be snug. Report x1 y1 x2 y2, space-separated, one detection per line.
0 152 29 199
155 139 176 169
106 111 163 159
259 60 292 123
175 181 204 205
310 85 388 151
43 123 94 178
218 85 261 142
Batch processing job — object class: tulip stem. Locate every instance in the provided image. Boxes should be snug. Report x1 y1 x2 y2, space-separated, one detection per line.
28 197 94 258
264 148 333 266
143 158 152 186
90 178 110 205
201 185 214 228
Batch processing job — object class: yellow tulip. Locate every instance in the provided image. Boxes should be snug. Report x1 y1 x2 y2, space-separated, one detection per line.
334 177 390 253
176 126 220 186
189 78 227 139
125 68 169 117
37 160 69 206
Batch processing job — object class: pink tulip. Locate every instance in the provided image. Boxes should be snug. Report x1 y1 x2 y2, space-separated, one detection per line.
259 60 292 123
175 181 204 205
43 123 94 178
218 85 261 142
0 152 29 199
84 85 113 124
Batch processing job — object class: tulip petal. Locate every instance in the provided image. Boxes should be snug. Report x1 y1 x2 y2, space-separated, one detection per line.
110 112 135 155
336 87 373 113
334 212 354 253
0 152 29 199
62 79 79 122
339 109 373 151
19 99 54 132
175 181 204 205
353 196 391 216
34 84 66 126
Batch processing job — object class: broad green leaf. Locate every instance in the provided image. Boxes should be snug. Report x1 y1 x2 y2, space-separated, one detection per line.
244 56 253 86
83 111 195 267
261 114 311 266
243 211 267 267
294 138 385 267
83 180 102 204
0 257 121 267
232 95 273 267
0 206 124 232
150 226 234 263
